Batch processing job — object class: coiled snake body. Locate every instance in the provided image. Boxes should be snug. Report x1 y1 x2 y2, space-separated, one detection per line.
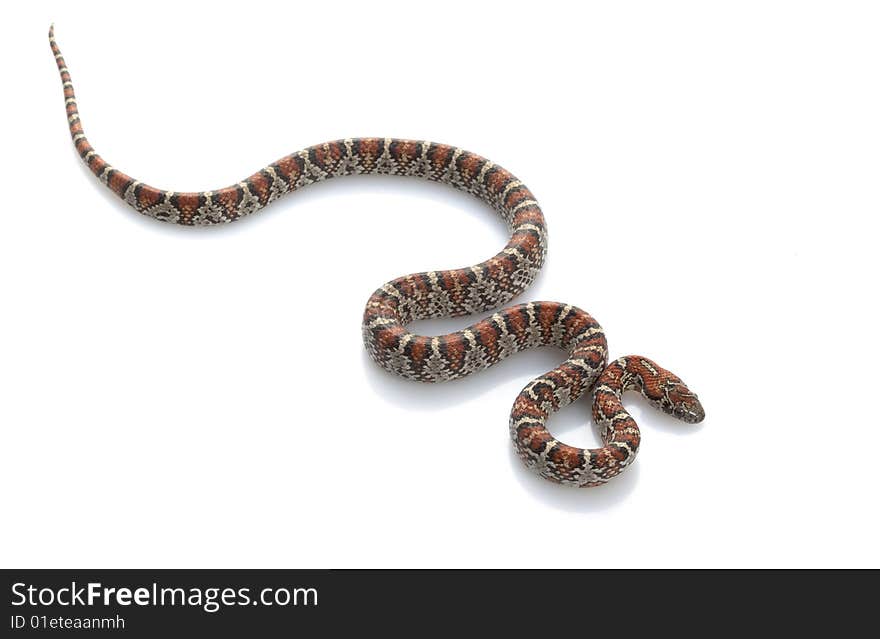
50 26 704 487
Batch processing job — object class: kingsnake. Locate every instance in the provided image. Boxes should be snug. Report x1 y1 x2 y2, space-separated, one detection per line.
49 26 704 487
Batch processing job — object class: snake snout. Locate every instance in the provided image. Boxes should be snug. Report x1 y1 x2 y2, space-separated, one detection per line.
663 374 705 424
674 396 705 424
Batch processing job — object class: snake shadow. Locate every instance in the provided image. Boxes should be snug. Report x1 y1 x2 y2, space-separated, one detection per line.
365 342 704 511
364 346 645 511
508 402 703 511
508 447 641 512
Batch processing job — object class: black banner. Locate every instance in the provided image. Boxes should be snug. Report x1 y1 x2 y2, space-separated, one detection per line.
1 569 869 635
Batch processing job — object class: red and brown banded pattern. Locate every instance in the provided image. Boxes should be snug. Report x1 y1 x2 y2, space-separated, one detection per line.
49 26 704 487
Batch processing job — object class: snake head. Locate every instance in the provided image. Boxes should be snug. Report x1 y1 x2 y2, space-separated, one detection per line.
660 373 705 424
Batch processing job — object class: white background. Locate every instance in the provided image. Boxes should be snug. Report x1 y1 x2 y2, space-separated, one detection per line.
2 1 878 568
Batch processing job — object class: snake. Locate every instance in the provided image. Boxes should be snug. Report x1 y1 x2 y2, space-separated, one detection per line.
49 25 704 487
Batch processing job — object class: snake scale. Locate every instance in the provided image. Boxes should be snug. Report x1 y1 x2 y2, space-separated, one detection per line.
50 26 704 487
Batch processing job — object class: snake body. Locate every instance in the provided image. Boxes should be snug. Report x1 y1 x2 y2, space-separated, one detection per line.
50 26 704 487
